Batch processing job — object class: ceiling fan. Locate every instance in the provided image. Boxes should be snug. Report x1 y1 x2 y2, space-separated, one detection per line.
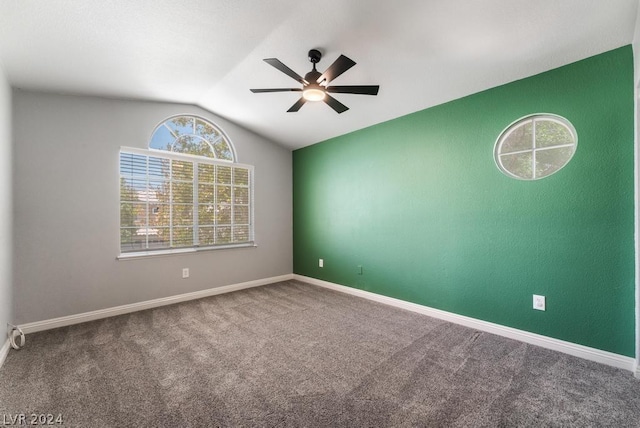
250 49 379 114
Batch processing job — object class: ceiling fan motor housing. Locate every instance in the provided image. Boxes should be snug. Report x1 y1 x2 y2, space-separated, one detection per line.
305 70 322 83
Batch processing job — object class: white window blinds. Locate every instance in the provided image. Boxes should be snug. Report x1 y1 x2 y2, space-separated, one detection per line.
119 149 253 254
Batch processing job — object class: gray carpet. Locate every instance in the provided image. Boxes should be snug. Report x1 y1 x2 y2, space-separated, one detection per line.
1 280 639 427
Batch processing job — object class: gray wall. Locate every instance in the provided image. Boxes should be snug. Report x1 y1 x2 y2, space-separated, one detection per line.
13 90 292 324
0 65 12 334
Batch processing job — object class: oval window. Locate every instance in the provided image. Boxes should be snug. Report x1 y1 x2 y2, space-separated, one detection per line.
494 114 577 180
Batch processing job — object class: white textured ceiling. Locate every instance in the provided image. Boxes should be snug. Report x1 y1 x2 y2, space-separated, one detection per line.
0 0 637 149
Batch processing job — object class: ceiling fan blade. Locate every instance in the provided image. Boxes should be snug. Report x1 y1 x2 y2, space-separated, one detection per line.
317 55 356 84
250 88 302 93
326 85 379 95
324 94 349 114
287 97 307 112
264 58 307 85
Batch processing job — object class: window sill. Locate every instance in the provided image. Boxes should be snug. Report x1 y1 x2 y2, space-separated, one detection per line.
116 242 257 261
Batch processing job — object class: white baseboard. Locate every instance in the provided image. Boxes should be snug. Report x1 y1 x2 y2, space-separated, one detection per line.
0 338 9 370
19 274 294 334
294 275 637 373
11 273 638 374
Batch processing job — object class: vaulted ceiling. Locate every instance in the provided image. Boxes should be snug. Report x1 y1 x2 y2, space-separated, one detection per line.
0 0 637 149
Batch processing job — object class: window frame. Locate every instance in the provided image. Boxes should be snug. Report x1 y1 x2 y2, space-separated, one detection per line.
149 114 237 162
117 146 255 260
494 113 578 181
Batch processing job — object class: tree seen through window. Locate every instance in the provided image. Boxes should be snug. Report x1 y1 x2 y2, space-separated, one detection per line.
120 116 252 253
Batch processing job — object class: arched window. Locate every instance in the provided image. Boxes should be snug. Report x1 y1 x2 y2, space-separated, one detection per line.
149 115 235 161
119 115 253 257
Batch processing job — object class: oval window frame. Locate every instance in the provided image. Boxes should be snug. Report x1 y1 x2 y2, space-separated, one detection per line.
494 113 578 180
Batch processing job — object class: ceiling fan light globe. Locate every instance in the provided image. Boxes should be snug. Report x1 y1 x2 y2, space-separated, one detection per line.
302 87 326 102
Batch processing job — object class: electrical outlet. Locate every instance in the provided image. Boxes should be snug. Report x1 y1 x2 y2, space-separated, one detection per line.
182 268 189 279
319 259 324 268
357 265 363 275
533 294 545 311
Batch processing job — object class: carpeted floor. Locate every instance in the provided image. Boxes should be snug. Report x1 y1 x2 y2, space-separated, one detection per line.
1 280 639 427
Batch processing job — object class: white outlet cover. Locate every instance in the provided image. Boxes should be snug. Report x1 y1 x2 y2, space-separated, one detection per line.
319 259 324 268
182 268 189 278
533 294 546 311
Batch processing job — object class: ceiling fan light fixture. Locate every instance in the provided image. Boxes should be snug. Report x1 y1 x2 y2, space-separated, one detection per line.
302 85 326 102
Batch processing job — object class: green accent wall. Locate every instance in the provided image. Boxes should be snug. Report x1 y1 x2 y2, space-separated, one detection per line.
293 46 635 357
